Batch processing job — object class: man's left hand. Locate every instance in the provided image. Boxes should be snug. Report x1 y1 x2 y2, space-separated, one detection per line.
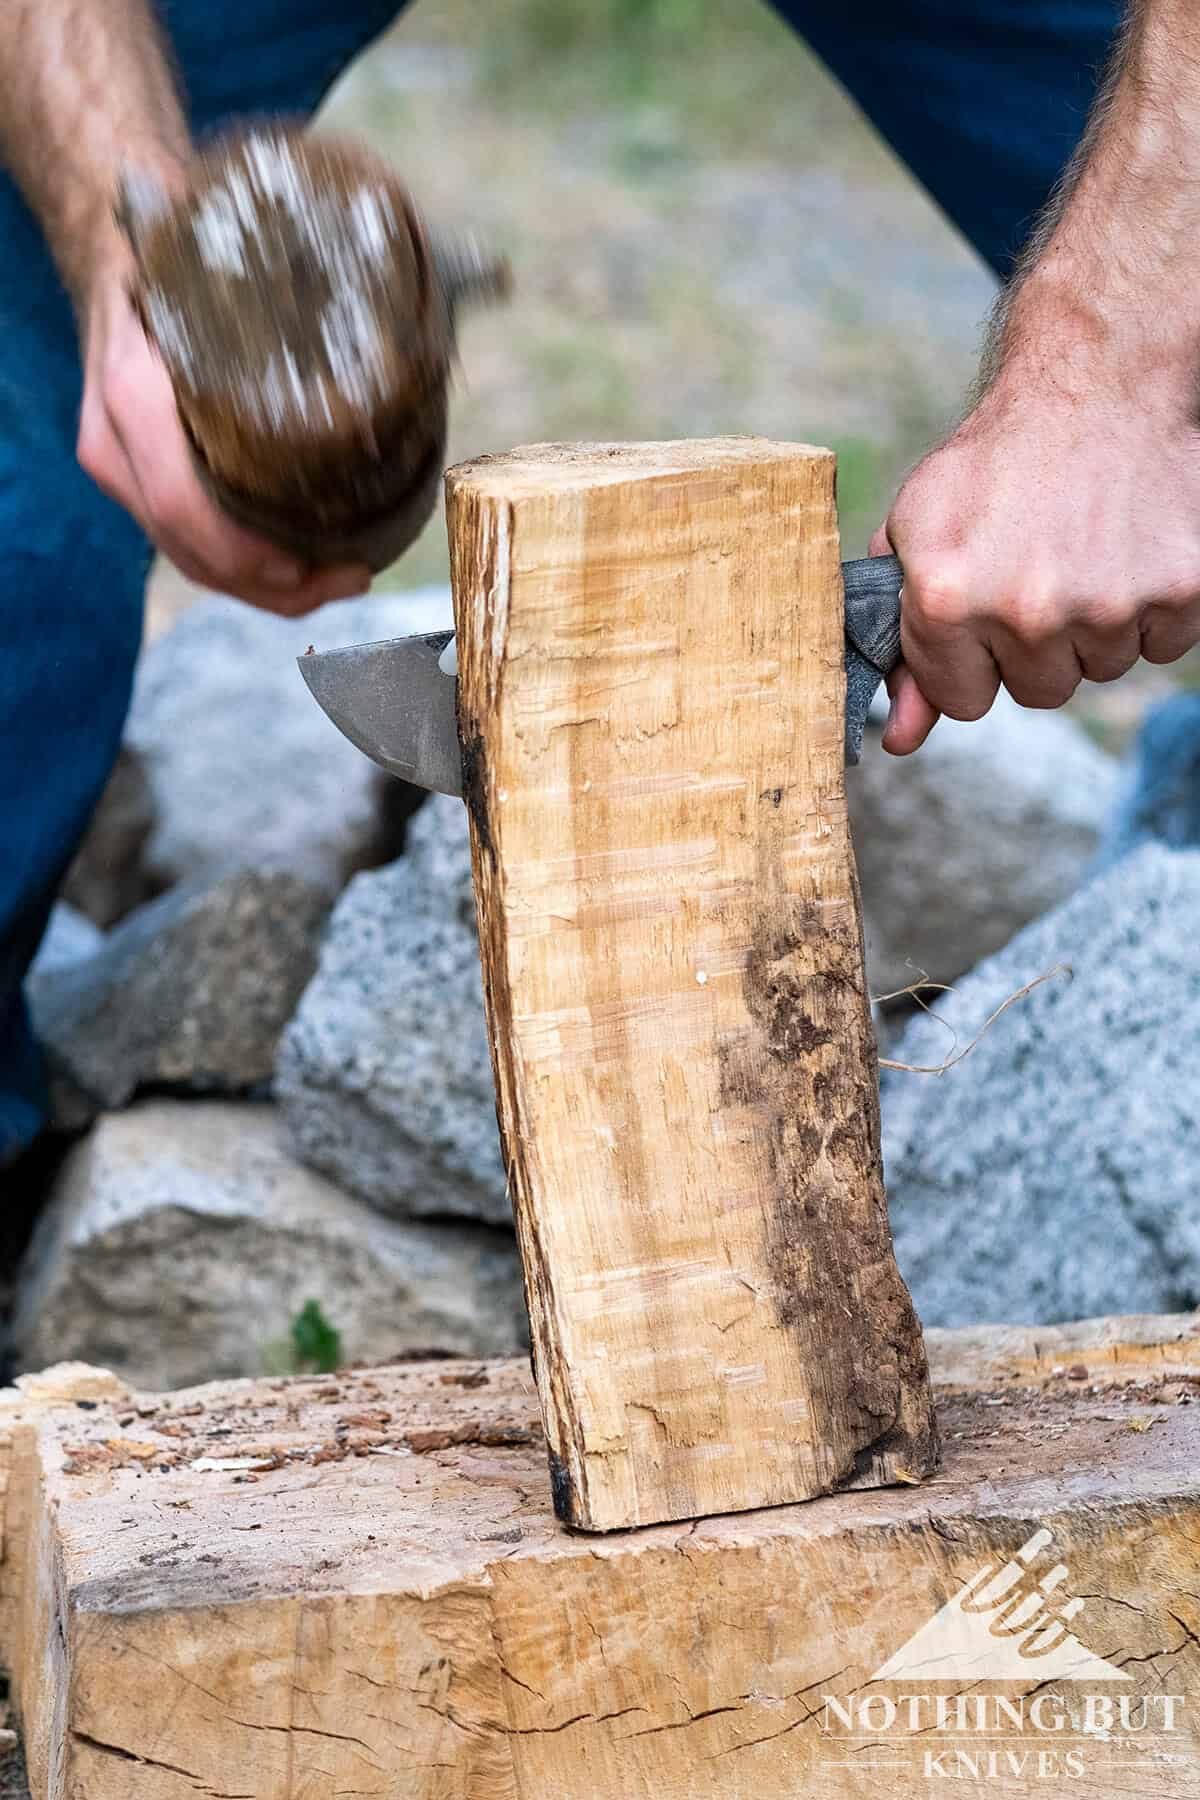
873 334 1200 756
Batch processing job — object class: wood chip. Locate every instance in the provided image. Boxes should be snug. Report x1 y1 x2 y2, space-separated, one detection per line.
189 1455 280 1474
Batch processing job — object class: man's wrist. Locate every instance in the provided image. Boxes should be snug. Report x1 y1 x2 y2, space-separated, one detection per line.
989 256 1200 418
71 140 189 321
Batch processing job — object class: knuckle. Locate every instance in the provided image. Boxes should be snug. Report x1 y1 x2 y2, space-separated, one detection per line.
1003 593 1066 650
1077 592 1135 635
939 692 995 723
905 568 973 632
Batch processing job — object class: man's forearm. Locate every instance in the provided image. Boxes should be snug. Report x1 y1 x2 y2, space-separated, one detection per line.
880 0 1200 755
989 0 1200 404
0 0 190 311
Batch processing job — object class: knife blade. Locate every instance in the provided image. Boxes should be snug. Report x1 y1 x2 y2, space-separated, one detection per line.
298 554 903 794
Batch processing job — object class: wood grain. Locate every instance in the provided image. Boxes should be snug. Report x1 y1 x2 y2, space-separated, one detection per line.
446 438 936 1530
4 1316 1200 1797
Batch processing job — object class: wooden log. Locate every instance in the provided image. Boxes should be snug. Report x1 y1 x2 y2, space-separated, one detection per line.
4 1315 1200 1799
445 438 937 1530
121 127 507 569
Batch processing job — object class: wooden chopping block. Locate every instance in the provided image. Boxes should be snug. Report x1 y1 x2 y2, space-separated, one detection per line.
3 1315 1199 1798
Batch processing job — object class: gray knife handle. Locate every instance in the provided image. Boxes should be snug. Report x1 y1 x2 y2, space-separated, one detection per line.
842 554 903 675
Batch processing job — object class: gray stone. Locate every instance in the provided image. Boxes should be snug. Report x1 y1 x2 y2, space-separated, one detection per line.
849 691 1119 996
29 867 331 1108
60 746 159 927
277 796 508 1225
881 843 1200 1328
125 586 453 889
31 903 104 978
1097 692 1200 867
13 1101 527 1390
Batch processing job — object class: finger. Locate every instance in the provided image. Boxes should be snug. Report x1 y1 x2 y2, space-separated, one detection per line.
154 531 371 613
882 664 940 755
1075 623 1142 685
1139 599 1200 666
237 563 374 616
107 343 308 596
867 523 894 558
133 422 370 610
990 632 1085 710
900 603 1003 723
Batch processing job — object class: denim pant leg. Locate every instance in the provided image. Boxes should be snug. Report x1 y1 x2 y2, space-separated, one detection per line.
0 177 150 1165
0 0 404 1166
773 0 1123 277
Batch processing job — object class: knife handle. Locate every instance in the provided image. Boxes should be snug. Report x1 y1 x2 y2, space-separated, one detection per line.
842 553 903 675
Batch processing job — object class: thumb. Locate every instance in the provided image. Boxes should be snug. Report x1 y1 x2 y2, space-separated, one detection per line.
882 665 940 756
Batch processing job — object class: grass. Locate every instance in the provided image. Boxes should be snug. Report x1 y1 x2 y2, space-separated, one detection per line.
262 1299 343 1376
475 0 859 162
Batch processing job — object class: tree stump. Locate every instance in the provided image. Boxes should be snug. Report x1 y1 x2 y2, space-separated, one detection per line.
446 438 938 1531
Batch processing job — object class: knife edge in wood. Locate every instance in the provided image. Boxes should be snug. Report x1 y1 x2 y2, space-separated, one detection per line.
297 554 904 793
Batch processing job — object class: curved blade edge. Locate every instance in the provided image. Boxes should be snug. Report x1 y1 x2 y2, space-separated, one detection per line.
297 633 464 797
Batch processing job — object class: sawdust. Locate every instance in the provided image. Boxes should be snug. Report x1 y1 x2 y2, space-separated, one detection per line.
55 1372 540 1479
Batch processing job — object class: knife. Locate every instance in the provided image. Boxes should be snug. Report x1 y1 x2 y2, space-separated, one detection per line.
298 554 903 794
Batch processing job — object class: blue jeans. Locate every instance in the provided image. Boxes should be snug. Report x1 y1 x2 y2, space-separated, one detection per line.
0 0 1122 1162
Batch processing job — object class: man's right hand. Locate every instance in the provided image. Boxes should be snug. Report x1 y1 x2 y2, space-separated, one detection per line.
78 260 373 615
0 0 370 612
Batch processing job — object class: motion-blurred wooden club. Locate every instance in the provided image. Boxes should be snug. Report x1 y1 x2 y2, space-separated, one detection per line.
118 125 509 572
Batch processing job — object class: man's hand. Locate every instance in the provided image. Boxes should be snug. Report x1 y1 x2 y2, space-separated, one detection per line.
874 351 1200 755
0 0 370 614
79 260 371 614
875 0 1200 756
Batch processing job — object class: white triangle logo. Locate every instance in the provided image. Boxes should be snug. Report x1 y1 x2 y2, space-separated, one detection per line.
871 1529 1131 1685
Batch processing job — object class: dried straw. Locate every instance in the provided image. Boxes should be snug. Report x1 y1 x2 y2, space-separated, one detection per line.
877 964 1072 1077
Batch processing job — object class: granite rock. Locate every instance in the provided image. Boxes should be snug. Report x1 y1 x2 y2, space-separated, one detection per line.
882 843 1200 1327
30 904 104 978
277 796 508 1225
125 587 453 889
60 746 159 927
29 867 332 1108
849 691 1119 996
13 1100 527 1389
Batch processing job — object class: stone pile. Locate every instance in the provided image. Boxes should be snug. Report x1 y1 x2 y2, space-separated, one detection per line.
18 587 1196 1380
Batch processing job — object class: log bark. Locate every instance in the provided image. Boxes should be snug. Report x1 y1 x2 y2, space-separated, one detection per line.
445 438 936 1531
3 1316 1200 1798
